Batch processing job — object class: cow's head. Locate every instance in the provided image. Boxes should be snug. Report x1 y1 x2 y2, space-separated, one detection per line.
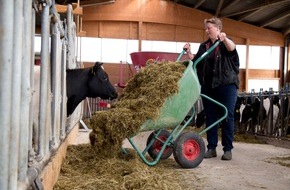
88 62 118 100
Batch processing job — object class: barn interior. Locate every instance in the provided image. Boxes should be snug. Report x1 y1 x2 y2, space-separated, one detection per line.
35 0 290 91
1 0 290 189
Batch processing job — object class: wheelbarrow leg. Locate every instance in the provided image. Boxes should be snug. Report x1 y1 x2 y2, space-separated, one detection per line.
198 93 228 136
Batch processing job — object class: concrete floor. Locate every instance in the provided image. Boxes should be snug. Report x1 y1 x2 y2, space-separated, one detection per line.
72 128 290 190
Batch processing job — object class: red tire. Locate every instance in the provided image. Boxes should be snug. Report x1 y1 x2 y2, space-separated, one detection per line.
146 130 173 160
173 131 205 168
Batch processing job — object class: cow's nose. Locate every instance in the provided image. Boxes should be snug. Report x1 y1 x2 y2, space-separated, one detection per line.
112 92 118 99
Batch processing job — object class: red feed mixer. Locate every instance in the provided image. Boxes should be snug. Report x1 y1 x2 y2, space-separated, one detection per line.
130 51 190 73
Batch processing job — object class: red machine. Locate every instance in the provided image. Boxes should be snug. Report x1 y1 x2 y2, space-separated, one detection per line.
130 51 190 73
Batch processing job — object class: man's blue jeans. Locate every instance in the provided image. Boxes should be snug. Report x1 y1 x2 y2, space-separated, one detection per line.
201 84 237 152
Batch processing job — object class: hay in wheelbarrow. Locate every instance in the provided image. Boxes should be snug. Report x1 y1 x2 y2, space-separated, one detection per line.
87 61 188 157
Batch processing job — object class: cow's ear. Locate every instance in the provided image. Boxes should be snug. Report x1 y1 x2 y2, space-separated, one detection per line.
96 62 103 67
91 62 103 75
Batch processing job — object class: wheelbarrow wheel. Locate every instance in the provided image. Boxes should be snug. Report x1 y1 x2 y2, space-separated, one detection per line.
173 131 205 168
147 130 173 160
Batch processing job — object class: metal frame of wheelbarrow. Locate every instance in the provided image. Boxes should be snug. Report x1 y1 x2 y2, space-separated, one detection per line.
123 41 228 168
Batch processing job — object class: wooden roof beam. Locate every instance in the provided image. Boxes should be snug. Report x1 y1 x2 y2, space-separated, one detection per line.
215 0 224 17
194 0 206 9
220 0 240 15
260 10 290 27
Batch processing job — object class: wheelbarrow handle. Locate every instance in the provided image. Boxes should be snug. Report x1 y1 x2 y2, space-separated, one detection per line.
176 40 220 66
193 40 220 70
176 49 187 62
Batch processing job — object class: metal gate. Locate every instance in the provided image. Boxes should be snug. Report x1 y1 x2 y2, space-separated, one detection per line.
0 1 80 189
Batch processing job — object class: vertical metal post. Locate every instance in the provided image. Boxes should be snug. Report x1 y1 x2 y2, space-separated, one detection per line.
55 33 62 145
0 1 13 189
279 90 285 136
9 0 23 189
19 0 33 183
60 40 67 140
67 4 76 69
257 88 263 134
51 23 61 149
283 38 289 86
268 88 274 135
51 31 57 149
38 2 50 159
28 5 36 165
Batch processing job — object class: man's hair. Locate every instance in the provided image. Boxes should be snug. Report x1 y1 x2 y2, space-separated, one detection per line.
204 17 222 31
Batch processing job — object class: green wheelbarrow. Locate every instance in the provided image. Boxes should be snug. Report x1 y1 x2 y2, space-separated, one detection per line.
123 41 228 168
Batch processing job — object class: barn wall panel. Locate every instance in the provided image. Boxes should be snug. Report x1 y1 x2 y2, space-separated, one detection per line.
142 23 175 41
83 21 139 39
239 69 246 91
82 0 206 27
82 0 284 46
82 21 99 37
248 69 280 79
175 26 204 42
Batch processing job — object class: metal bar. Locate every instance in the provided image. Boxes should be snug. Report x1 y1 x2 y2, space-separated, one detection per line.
51 25 62 148
55 34 62 147
0 1 14 189
51 8 65 38
86 98 92 118
28 8 36 164
67 4 77 69
51 31 58 149
9 0 23 189
38 2 50 159
60 39 67 140
67 4 74 69
79 119 89 131
19 0 33 184
268 96 274 135
198 94 228 136
280 96 285 135
193 40 220 70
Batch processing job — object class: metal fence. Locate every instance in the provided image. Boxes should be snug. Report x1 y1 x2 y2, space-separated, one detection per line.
0 1 80 189
82 97 116 119
237 87 290 138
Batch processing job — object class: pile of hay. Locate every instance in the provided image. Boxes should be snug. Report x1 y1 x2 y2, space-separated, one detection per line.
87 61 188 157
54 144 195 190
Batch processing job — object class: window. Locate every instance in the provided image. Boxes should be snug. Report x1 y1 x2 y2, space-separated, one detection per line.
248 79 279 92
249 45 279 70
236 45 246 69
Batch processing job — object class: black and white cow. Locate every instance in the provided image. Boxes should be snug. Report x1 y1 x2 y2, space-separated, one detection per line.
186 96 245 129
33 62 118 118
263 96 279 128
32 62 117 149
66 62 118 116
233 96 248 133
240 97 267 133
239 95 281 133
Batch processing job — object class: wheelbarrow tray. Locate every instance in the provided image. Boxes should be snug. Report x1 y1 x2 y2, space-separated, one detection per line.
125 41 228 168
139 60 200 132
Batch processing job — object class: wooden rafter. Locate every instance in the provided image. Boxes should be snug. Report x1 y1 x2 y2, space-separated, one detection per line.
220 0 241 16
215 0 224 17
194 0 205 9
260 10 290 27
283 27 290 36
